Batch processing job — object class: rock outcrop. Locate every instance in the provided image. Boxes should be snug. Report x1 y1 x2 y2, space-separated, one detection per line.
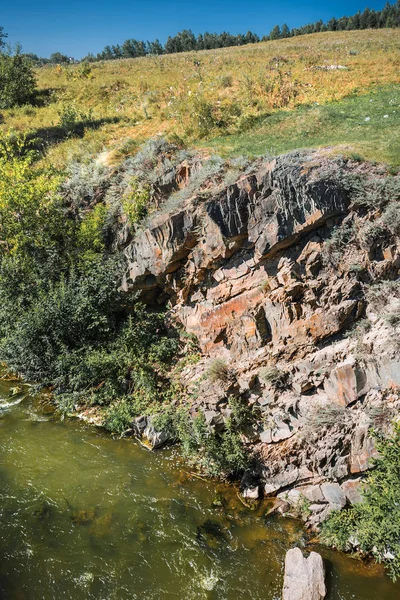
282 548 326 600
118 146 400 524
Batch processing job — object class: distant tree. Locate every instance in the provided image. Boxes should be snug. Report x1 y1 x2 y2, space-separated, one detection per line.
269 25 281 40
177 29 197 51
147 39 164 55
327 17 338 31
0 26 7 50
164 36 179 53
197 34 205 50
49 52 70 64
368 9 379 28
121 38 146 58
244 30 260 44
97 45 114 61
81 52 96 62
85 0 400 63
360 7 372 29
111 44 123 59
337 16 350 30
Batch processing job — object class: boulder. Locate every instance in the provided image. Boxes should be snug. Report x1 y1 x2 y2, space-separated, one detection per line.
282 548 326 600
204 410 225 430
320 483 347 509
242 486 259 500
341 478 363 504
295 485 324 503
272 419 294 442
260 429 273 444
350 426 378 473
143 419 175 449
323 360 367 406
264 467 299 495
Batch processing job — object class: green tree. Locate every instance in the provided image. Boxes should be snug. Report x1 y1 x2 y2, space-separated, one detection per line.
147 39 164 55
0 49 37 108
0 26 7 49
49 52 70 64
269 25 281 40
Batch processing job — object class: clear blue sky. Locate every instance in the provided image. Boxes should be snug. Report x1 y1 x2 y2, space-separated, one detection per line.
1 0 389 59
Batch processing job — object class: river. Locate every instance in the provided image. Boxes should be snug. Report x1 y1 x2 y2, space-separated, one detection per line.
1 378 399 599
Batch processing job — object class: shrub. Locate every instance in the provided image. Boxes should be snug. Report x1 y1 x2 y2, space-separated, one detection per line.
322 220 355 266
259 366 290 390
177 411 250 478
321 425 400 581
122 177 151 224
359 221 387 249
381 201 400 237
57 105 94 136
0 51 36 108
366 280 400 326
207 358 229 383
348 175 400 210
219 74 233 88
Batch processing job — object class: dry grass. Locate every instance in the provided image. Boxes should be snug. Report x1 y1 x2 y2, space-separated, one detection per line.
1 29 399 166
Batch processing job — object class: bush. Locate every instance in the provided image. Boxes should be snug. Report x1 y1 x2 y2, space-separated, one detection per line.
259 366 290 390
0 143 179 418
122 177 151 224
321 424 400 581
207 358 229 383
322 220 355 266
0 51 36 108
177 411 250 478
57 105 94 136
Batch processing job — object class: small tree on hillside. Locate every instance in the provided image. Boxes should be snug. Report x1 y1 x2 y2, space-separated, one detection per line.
0 45 37 108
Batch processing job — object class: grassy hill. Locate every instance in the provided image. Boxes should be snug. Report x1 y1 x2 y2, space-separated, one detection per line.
1 28 400 168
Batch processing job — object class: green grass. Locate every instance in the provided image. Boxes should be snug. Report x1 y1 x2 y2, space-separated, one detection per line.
1 29 400 168
203 85 400 168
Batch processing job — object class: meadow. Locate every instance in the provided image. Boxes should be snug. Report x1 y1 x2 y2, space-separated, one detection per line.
1 28 400 167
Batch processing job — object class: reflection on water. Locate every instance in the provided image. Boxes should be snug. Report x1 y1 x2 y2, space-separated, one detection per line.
0 379 399 600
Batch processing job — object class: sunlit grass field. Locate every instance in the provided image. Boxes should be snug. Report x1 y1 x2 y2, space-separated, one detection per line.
1 28 400 167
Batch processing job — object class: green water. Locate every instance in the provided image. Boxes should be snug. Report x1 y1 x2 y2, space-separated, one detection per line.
1 380 400 600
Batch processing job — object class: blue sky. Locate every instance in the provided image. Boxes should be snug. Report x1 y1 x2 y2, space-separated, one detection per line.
1 0 389 58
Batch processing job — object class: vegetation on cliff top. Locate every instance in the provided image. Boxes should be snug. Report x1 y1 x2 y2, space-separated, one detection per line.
0 29 399 168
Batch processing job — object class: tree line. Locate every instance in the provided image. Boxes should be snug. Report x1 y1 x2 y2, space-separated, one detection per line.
3 0 400 66
90 1 400 62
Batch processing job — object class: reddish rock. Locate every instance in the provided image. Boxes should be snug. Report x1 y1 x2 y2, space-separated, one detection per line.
324 360 367 406
341 479 364 504
350 426 378 473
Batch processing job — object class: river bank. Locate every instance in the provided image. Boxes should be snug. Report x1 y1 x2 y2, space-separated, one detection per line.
1 379 399 599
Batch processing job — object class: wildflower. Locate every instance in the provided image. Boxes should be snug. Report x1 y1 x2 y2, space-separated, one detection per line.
384 114 389 118
365 117 370 122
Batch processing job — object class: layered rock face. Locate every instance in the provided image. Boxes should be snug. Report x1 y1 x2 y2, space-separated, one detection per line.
120 148 400 524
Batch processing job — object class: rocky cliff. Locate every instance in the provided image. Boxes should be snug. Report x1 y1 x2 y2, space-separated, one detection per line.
119 145 400 526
